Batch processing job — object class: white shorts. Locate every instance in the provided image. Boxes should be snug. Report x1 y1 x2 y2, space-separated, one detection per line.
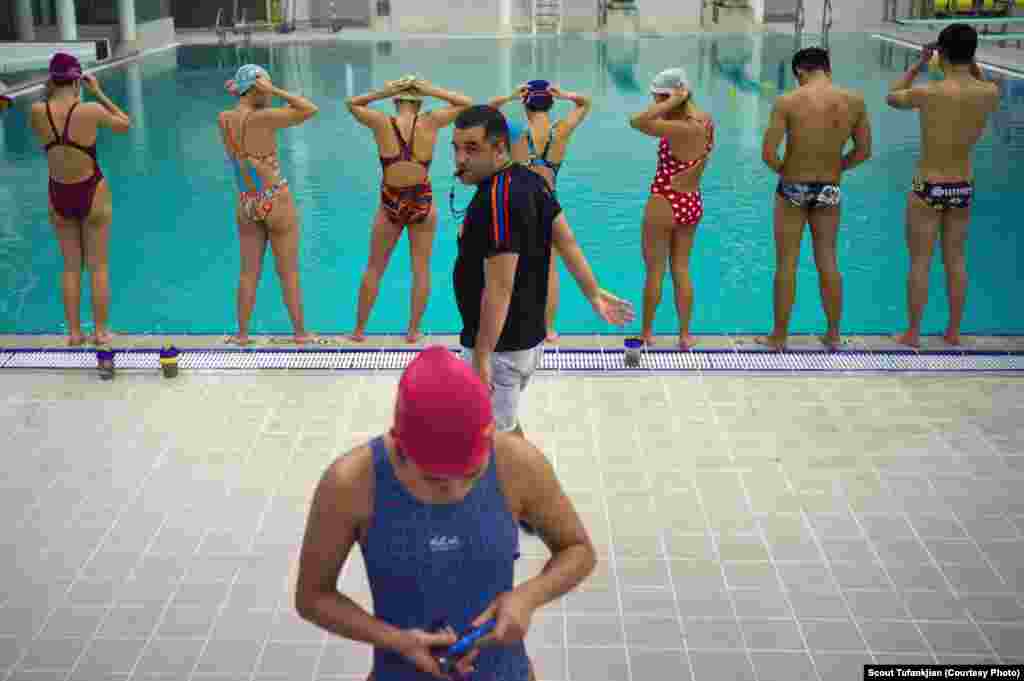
460 344 544 432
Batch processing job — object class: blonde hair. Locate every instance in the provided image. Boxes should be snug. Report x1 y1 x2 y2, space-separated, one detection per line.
44 78 78 101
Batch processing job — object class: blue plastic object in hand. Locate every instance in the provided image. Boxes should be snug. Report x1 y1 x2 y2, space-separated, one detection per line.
435 619 497 674
446 619 496 658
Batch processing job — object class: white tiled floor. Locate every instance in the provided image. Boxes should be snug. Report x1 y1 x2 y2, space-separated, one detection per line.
1 370 1023 681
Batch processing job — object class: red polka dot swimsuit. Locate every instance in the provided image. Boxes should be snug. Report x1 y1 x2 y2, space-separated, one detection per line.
650 117 715 226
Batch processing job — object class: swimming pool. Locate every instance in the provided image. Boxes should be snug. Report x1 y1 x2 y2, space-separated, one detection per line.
1 32 1022 336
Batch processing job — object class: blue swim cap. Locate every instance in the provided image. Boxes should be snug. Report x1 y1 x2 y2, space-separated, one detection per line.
234 64 269 95
523 79 553 110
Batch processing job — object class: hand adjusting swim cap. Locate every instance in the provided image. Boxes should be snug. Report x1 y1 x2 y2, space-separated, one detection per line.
233 64 270 95
49 52 83 82
393 74 423 101
650 67 690 95
522 79 552 107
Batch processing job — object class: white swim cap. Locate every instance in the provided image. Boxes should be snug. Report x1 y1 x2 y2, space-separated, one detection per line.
650 67 690 95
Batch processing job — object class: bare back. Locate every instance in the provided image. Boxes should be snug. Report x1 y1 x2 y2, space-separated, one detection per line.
524 117 572 163
30 99 100 184
915 76 999 180
780 84 863 183
374 112 440 187
219 107 283 189
665 109 714 192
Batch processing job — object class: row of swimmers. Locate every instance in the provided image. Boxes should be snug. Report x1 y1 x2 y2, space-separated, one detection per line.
20 24 999 352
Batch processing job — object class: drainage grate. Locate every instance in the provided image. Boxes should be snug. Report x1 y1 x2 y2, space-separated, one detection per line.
0 347 1021 373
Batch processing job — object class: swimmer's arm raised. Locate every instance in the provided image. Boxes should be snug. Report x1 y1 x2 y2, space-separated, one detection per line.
346 84 404 127
628 93 689 137
264 85 318 128
28 103 49 142
886 85 928 111
761 98 787 174
418 81 473 128
86 81 132 133
887 58 928 110
487 85 527 109
295 455 405 652
415 80 473 107
556 88 592 132
890 48 928 92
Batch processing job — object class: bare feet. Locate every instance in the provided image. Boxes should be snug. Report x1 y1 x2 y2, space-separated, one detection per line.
405 331 423 344
348 330 366 343
545 330 559 343
640 333 656 347
225 335 251 346
293 334 322 345
755 335 787 351
68 333 87 347
818 333 844 351
943 331 963 347
892 331 920 349
678 334 697 350
91 331 113 346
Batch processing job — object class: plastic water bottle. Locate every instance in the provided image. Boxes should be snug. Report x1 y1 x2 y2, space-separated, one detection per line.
160 346 180 378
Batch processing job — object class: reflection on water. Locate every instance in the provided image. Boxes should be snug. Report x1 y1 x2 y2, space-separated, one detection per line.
0 33 1021 335
600 39 643 94
0 172 40 325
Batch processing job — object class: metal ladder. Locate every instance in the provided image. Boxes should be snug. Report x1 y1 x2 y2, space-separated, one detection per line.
533 0 563 34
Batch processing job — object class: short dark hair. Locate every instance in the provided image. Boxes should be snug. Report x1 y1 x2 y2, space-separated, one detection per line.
937 23 978 64
454 105 510 151
792 47 831 77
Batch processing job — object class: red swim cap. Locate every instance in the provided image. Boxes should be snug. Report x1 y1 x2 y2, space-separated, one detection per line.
391 346 495 478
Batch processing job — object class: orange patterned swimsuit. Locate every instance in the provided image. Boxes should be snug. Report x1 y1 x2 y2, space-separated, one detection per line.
379 114 433 225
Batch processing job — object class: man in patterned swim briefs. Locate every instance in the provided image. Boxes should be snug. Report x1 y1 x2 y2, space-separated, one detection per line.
759 47 873 351
886 24 1000 348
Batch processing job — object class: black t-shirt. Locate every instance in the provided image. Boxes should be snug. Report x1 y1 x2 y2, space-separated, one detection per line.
453 163 562 353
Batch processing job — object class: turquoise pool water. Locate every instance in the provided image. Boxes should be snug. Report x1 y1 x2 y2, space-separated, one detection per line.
1 33 1022 336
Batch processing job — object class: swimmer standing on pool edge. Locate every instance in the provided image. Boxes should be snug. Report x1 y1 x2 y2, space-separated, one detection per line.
629 67 715 351
219 64 320 346
758 47 872 352
886 24 999 349
346 75 473 344
27 53 132 350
